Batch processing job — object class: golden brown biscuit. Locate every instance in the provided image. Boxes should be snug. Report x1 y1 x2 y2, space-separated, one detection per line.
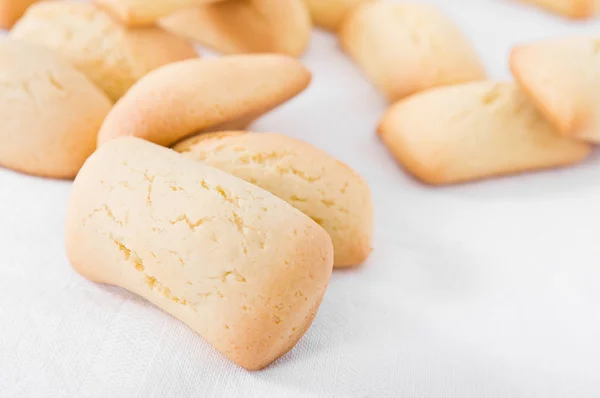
93 0 224 27
302 0 372 31
65 137 334 370
377 82 591 185
11 1 197 101
0 0 38 29
174 132 374 267
519 0 599 18
511 36 600 143
160 0 311 57
338 2 486 103
97 55 311 147
0 39 111 179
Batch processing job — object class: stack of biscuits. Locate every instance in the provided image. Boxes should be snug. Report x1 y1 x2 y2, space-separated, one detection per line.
0 0 596 370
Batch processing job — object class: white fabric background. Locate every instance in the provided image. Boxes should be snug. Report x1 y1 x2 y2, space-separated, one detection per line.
1 1 600 397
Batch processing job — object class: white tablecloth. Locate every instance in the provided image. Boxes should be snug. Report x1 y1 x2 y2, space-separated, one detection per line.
1 1 600 397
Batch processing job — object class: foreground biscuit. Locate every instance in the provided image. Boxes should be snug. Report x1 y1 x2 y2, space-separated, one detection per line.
175 132 374 267
511 36 600 143
377 82 591 185
65 137 334 370
519 0 599 18
0 39 111 178
11 1 197 101
160 0 311 57
97 55 311 147
339 2 486 103
302 0 371 31
0 0 38 29
93 0 223 27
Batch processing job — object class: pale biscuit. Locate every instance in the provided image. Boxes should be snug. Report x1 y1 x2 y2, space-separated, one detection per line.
511 36 600 143
519 0 599 18
174 132 373 267
97 55 311 147
302 0 372 31
65 137 334 370
0 39 111 179
11 1 197 101
160 0 311 58
0 0 38 29
377 82 591 185
338 2 486 103
93 0 223 27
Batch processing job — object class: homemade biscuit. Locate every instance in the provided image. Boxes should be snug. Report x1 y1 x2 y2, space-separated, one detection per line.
97 55 311 147
377 82 591 185
339 2 486 103
302 0 372 31
0 39 111 179
174 132 373 267
65 137 334 370
519 0 599 18
511 36 600 143
11 1 197 101
160 0 311 57
93 0 224 27
0 0 38 29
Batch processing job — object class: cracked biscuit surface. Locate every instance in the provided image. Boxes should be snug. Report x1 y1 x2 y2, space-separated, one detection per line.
175 132 373 267
97 55 311 147
377 81 591 185
0 39 111 178
160 0 311 57
339 2 486 103
511 36 600 143
65 137 334 370
11 1 197 101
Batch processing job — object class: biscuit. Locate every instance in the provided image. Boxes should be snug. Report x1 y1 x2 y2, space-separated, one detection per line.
302 0 371 31
97 55 311 147
65 137 334 370
519 0 599 18
511 36 600 143
0 0 38 29
11 1 197 101
377 82 591 185
160 0 311 57
93 0 223 27
0 39 111 179
338 2 486 103
174 132 373 267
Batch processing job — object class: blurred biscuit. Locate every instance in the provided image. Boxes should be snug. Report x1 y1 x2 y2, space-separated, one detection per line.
0 39 111 178
511 36 600 143
65 137 333 370
97 55 311 147
160 0 311 57
175 132 374 267
11 1 197 101
0 0 38 29
302 0 371 31
377 82 591 185
519 0 599 18
339 2 486 103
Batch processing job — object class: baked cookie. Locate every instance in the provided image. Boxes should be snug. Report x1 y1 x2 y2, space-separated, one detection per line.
339 2 486 103
0 0 38 29
65 137 334 370
519 0 599 18
160 0 311 57
377 82 591 185
97 55 311 147
511 36 600 143
174 132 374 267
93 0 223 27
11 1 197 101
302 0 371 31
0 39 111 179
